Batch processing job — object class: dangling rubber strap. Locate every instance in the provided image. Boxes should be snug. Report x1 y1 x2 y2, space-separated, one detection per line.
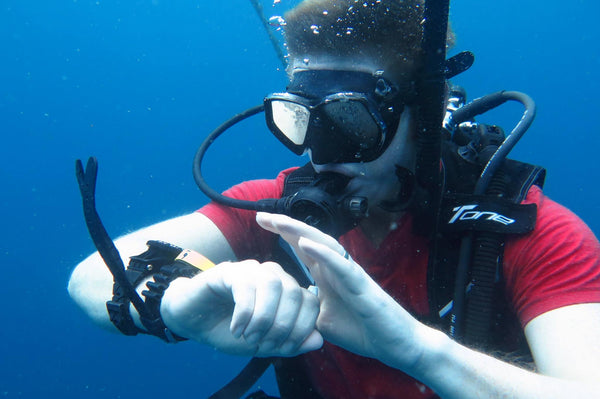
75 157 154 327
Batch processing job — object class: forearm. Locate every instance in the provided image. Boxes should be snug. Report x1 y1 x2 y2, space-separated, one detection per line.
407 326 600 399
68 213 236 330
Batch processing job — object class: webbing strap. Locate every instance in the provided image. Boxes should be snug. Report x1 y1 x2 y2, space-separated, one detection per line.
209 357 274 399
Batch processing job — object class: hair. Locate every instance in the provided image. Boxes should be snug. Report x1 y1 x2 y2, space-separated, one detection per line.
284 0 455 83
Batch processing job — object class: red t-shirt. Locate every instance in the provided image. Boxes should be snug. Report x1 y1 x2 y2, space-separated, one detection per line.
199 167 600 399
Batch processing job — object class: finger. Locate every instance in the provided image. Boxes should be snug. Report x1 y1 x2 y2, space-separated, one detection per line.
259 211 341 247
297 236 370 296
295 329 324 354
255 211 278 232
224 260 283 340
239 269 284 345
226 268 258 339
187 264 256 338
275 288 321 356
256 212 345 255
254 271 305 349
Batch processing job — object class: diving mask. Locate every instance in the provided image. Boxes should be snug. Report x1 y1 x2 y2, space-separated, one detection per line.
264 70 407 164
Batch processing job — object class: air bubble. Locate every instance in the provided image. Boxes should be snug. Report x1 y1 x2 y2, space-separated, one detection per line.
269 15 286 29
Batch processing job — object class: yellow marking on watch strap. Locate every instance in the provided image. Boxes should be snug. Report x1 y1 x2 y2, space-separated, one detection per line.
175 249 215 271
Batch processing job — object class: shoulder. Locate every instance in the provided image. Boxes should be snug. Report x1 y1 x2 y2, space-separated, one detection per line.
504 185 600 326
199 167 298 215
220 167 300 202
515 185 598 252
196 167 300 258
508 185 599 257
198 166 299 222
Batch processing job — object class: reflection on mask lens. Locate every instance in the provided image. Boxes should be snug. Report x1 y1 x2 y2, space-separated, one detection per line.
272 100 311 145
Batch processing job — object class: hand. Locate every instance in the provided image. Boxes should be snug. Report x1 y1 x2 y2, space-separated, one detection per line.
256 212 432 371
160 259 323 357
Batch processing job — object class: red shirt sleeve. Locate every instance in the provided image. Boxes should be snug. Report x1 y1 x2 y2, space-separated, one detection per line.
196 168 297 260
504 185 600 327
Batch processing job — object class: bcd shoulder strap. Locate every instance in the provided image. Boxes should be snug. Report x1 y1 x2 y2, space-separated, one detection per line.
426 141 546 354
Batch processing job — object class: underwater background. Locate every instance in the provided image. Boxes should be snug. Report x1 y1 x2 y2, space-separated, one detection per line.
2 0 599 397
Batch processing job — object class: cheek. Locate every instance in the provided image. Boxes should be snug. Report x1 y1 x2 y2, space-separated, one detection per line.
372 109 418 170
345 171 400 204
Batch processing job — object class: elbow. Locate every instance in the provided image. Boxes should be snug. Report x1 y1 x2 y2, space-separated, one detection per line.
67 265 87 309
67 253 117 331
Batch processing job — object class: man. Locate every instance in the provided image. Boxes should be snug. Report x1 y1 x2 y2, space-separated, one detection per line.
69 0 600 397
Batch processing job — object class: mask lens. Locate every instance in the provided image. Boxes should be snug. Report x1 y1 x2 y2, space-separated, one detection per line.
271 100 311 145
321 100 380 149
266 90 394 164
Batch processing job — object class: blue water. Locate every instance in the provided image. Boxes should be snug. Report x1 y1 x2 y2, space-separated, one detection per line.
1 1 599 397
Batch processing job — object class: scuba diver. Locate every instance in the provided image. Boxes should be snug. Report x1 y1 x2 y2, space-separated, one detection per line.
69 0 600 398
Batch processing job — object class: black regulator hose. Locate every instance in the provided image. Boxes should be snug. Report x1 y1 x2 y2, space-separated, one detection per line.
450 90 536 340
192 104 281 213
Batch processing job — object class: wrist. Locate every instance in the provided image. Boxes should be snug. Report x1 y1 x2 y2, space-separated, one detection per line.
128 275 155 331
159 277 194 338
140 250 213 342
109 240 215 342
404 324 454 383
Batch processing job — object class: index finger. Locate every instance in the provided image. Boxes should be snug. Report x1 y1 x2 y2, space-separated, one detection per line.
256 212 345 256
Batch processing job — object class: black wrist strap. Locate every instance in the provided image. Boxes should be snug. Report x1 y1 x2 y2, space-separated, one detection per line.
141 256 205 342
106 240 181 336
106 240 214 342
